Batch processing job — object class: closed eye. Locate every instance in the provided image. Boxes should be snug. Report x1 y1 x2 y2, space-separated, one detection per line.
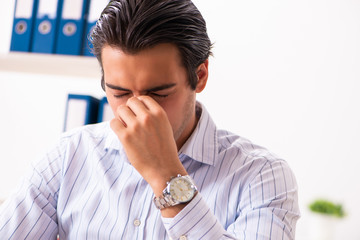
150 92 169 98
114 92 131 98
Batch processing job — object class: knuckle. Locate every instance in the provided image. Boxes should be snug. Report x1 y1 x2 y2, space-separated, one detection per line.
141 113 152 125
121 131 132 142
153 108 165 118
129 121 141 132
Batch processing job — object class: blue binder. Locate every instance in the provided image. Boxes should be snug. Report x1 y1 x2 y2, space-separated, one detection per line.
97 96 113 122
83 0 109 56
10 0 39 52
56 0 90 55
63 94 100 131
31 0 63 53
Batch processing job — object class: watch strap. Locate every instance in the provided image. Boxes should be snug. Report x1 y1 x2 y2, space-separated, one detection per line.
153 194 176 210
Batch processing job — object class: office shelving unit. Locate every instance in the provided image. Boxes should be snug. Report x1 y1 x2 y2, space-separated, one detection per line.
0 53 101 79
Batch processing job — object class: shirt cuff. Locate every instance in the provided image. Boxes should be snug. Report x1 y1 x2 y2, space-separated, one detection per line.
161 193 225 240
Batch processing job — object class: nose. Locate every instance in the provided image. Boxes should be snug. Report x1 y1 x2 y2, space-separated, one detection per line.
132 93 139 98
132 91 143 98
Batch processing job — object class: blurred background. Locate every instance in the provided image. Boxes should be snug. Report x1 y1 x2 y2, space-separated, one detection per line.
1 0 360 239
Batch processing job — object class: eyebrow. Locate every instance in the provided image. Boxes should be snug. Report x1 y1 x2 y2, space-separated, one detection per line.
105 83 176 92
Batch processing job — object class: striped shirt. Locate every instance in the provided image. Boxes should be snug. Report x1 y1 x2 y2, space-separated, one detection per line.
0 102 300 239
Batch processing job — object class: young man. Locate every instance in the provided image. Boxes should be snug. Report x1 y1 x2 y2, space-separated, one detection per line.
0 0 300 239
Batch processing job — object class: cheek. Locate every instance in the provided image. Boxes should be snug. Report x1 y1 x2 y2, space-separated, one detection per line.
160 97 184 129
106 95 128 115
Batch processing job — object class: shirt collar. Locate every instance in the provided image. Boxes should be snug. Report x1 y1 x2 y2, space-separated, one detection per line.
179 102 219 166
104 122 123 152
104 101 219 166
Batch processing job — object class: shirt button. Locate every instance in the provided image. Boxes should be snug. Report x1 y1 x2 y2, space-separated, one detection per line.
179 236 187 240
133 219 141 227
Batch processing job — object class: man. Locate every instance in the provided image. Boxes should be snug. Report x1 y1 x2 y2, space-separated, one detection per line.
0 0 300 239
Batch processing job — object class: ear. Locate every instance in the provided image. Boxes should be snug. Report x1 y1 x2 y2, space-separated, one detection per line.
195 59 209 93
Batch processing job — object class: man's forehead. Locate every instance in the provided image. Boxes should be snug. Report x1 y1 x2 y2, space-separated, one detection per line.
101 43 182 61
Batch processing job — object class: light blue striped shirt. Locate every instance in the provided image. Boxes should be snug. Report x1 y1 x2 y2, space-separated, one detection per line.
0 102 300 239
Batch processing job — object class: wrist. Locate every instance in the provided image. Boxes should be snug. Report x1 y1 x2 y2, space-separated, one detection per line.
149 170 188 197
153 174 197 215
144 160 188 197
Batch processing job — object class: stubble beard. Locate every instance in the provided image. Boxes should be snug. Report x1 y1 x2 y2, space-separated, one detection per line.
173 93 196 149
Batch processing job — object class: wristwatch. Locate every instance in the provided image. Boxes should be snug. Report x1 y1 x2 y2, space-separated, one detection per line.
153 174 198 209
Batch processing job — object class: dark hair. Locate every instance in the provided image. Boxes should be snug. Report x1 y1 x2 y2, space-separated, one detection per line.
90 0 213 90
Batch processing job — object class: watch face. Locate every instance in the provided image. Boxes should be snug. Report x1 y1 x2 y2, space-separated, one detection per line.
169 177 196 203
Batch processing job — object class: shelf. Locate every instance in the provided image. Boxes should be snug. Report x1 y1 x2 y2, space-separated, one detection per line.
0 52 102 79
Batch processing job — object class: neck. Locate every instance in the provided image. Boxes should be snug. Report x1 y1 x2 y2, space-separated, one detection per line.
175 104 200 150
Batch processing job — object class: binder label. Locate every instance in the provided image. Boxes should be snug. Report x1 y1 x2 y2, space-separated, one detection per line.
15 0 35 18
38 0 59 18
64 99 88 131
62 0 84 20
89 0 109 22
102 102 114 122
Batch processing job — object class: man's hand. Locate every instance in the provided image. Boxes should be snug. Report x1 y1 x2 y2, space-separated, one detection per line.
110 96 188 197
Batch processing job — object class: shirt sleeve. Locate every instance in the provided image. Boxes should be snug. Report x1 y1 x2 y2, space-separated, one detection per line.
161 160 300 240
162 193 237 240
0 144 64 239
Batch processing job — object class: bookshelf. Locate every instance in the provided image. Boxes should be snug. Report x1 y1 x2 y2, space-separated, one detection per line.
0 53 101 79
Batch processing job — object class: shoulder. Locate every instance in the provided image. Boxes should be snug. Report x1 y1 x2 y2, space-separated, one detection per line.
216 129 295 186
60 122 110 144
43 122 112 162
217 129 279 162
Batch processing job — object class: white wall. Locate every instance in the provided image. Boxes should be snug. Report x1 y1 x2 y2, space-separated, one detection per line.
1 0 360 239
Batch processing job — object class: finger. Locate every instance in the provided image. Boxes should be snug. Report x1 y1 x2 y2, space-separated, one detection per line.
116 105 136 127
137 95 162 111
110 118 126 133
126 96 149 115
